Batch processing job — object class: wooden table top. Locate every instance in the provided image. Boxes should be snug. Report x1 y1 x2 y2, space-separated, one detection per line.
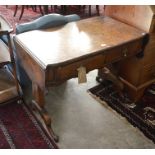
14 16 146 69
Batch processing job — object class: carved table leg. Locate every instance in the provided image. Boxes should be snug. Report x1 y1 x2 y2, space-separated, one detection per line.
96 67 140 108
32 82 59 142
97 67 124 95
97 67 149 109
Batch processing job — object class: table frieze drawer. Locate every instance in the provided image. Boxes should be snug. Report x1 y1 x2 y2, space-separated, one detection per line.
105 40 142 64
54 54 105 81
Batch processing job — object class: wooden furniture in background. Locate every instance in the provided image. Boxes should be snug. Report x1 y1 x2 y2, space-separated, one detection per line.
14 5 44 20
14 16 148 141
0 15 21 104
104 5 155 103
43 5 100 16
83 5 100 16
62 5 100 16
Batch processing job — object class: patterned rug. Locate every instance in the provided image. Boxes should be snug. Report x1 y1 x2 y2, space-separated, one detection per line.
0 101 58 149
0 5 101 33
0 5 42 32
88 80 155 143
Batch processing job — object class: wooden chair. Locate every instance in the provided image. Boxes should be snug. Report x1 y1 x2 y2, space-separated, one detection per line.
78 5 100 16
0 15 22 104
14 5 44 20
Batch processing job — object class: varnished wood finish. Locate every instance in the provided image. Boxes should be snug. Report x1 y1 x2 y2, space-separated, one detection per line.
54 54 105 82
15 17 146 68
105 5 155 102
14 16 147 139
105 5 154 32
14 40 45 90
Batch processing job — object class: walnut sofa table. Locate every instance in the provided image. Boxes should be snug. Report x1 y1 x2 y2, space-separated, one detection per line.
14 16 148 141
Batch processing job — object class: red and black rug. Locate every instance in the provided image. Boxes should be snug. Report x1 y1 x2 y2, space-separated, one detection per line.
0 5 42 32
0 101 58 149
0 5 101 32
88 80 155 143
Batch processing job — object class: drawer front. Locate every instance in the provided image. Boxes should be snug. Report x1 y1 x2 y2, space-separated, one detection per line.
105 40 142 63
54 54 105 81
140 65 155 83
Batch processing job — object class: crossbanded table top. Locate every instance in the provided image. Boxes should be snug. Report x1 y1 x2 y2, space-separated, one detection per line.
14 16 146 69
